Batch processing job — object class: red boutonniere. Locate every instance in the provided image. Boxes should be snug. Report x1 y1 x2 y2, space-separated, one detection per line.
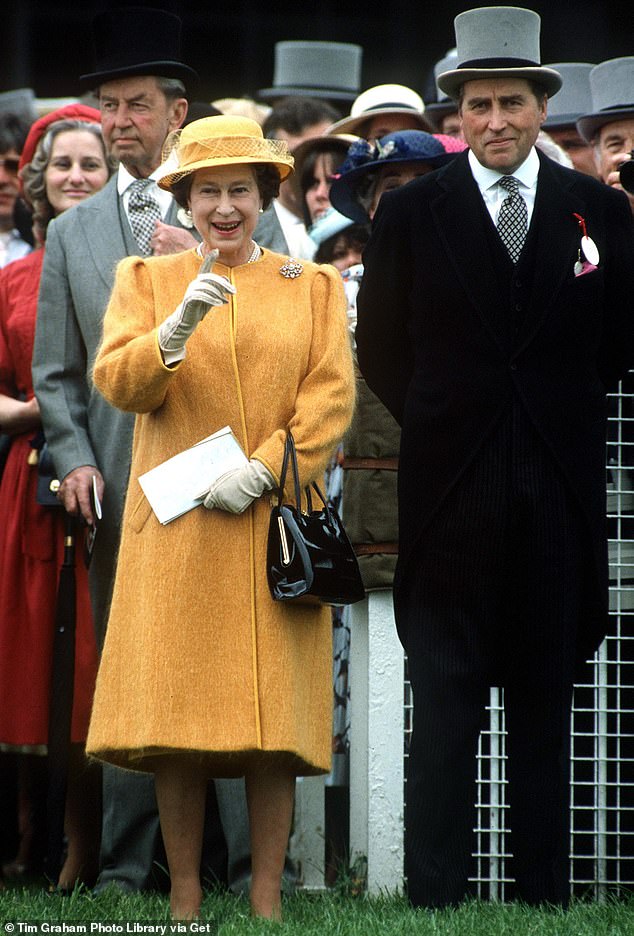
572 213 600 276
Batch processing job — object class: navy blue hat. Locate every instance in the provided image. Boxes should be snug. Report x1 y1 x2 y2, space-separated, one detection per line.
329 130 458 223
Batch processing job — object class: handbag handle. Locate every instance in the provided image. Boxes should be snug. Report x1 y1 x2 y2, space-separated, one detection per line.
277 431 333 520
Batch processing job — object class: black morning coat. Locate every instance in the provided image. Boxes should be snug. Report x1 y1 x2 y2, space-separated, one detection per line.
356 149 634 656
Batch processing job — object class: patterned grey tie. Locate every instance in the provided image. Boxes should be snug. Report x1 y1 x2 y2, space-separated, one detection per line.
496 175 527 264
128 179 161 256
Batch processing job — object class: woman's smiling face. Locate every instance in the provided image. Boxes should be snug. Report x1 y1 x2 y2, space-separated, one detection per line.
189 164 262 266
45 129 109 215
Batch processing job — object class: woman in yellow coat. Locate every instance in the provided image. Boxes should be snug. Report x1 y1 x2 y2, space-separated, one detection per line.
86 116 355 920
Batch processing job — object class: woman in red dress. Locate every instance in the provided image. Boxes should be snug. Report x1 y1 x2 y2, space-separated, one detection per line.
0 104 113 889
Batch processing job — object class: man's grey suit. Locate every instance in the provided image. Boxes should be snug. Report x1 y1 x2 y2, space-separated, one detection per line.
253 203 290 254
34 176 141 646
33 175 252 893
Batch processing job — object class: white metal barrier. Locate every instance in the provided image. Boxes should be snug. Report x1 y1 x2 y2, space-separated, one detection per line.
291 380 634 897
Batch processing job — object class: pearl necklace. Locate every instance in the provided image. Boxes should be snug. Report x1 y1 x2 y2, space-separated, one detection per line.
197 241 261 264
246 240 261 263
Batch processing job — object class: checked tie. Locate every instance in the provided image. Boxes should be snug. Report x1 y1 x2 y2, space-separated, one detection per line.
128 178 161 256
496 175 527 264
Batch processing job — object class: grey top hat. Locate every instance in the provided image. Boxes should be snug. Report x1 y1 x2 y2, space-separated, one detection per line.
437 6 562 100
543 63 595 129
576 57 634 143
0 88 38 124
258 41 362 103
425 49 460 124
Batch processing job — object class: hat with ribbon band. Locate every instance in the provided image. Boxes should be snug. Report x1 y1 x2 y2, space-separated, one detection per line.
329 130 465 224
79 7 198 94
576 57 634 143
258 41 362 103
437 6 562 101
424 50 460 127
157 115 295 192
542 63 595 130
327 84 432 136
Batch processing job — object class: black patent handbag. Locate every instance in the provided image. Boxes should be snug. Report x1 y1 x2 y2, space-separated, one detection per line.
266 431 365 606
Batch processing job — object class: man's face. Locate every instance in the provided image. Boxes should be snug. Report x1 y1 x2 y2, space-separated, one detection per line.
440 111 463 139
272 121 333 215
459 77 546 173
0 148 20 231
548 126 598 178
595 118 634 214
99 75 187 178
272 121 333 153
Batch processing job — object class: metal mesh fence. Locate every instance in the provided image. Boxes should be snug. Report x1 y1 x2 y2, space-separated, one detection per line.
403 379 634 900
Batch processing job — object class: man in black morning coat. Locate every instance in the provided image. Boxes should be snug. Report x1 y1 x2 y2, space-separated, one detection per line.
356 6 634 909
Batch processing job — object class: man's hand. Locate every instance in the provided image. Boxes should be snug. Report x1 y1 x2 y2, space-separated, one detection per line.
604 150 632 191
58 465 104 526
151 221 198 256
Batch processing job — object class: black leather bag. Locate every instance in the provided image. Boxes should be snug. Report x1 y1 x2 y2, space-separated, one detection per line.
267 431 365 606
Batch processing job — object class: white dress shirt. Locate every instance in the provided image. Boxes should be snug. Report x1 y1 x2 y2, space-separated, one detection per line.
273 200 317 261
468 147 539 227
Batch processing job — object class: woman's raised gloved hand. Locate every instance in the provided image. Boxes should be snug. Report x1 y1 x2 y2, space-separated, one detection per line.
158 249 236 356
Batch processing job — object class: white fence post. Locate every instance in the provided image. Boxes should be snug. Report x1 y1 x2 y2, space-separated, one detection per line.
290 776 327 890
349 590 404 894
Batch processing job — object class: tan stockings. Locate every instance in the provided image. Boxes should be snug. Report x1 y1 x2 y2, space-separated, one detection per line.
154 757 295 920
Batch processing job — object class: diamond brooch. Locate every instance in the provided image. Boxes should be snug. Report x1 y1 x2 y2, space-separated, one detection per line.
279 259 304 279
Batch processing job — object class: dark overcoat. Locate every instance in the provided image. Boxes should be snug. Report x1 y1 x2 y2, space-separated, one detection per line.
356 150 634 653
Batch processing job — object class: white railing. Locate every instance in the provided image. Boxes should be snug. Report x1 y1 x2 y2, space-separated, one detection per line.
291 380 634 898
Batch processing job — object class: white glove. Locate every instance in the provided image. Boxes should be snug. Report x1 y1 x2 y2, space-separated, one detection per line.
158 249 236 356
203 460 275 514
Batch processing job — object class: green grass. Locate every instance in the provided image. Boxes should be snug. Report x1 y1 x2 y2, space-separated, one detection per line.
0 886 633 935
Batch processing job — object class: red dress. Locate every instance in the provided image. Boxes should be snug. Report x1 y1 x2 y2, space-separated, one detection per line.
0 249 98 747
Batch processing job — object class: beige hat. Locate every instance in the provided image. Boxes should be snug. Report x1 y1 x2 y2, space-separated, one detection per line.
326 84 432 136
157 115 294 191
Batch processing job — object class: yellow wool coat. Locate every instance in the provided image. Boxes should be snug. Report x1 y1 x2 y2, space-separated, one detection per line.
86 247 355 777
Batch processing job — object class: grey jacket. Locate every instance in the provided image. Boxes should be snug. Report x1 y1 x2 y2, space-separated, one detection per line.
32 176 188 643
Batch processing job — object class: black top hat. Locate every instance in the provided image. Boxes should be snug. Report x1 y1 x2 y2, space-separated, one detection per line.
79 7 199 94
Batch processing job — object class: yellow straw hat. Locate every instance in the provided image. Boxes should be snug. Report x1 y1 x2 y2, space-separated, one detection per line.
157 115 294 191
